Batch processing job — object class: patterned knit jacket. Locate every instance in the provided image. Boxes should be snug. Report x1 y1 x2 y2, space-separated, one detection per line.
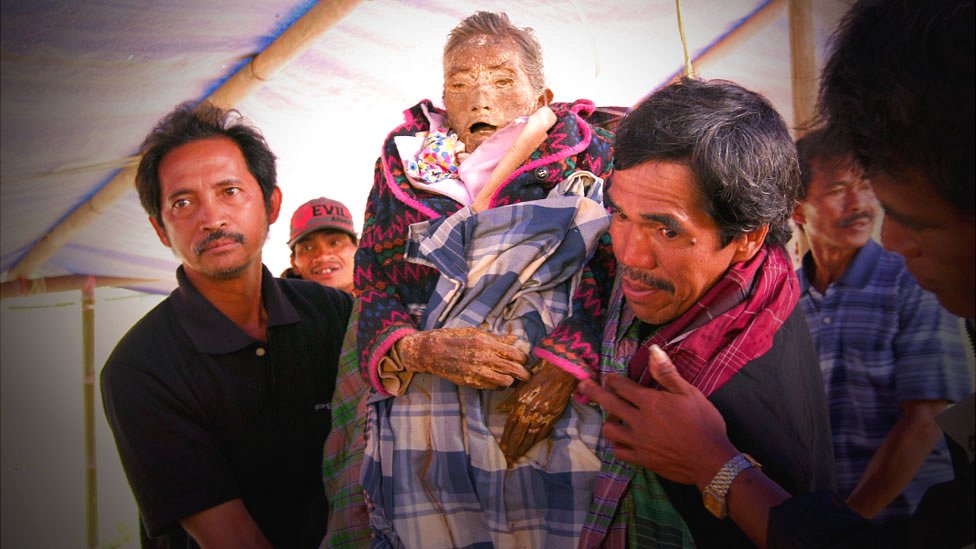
355 99 616 392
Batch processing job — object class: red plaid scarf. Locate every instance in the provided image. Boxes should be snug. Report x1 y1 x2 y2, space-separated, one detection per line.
628 244 798 396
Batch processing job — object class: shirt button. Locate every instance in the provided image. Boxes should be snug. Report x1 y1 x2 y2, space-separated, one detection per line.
255 347 266 357
822 317 832 324
534 166 549 180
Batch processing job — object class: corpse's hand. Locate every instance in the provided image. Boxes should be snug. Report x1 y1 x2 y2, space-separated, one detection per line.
396 327 531 390
577 344 737 488
498 360 578 465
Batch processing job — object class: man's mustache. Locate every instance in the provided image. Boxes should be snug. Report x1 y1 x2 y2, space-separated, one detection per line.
837 211 873 228
619 265 675 293
194 229 245 256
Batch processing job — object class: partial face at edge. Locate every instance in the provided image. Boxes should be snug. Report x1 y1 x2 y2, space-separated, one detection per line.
443 34 548 153
870 168 976 319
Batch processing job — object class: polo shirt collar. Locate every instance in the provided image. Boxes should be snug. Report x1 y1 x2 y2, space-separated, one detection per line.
171 264 301 354
800 239 882 292
837 239 882 289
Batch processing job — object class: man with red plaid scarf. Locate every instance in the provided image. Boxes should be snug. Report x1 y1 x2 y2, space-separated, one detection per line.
577 78 836 549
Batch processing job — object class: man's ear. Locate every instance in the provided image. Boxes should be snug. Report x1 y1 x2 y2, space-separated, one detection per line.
267 187 282 225
791 200 806 225
149 216 171 249
731 224 769 263
537 88 554 108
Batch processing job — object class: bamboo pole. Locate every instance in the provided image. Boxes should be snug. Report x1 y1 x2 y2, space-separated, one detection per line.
787 0 816 264
0 275 161 300
82 278 97 549
8 0 364 279
789 0 817 136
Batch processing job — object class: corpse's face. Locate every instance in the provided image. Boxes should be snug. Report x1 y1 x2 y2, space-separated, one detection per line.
871 169 976 319
608 160 765 325
794 156 878 253
290 230 356 293
443 34 549 153
150 137 280 281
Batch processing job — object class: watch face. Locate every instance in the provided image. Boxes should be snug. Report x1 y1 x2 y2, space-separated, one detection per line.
703 489 726 519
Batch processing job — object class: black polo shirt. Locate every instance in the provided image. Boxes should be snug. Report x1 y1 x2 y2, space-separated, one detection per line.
101 265 353 548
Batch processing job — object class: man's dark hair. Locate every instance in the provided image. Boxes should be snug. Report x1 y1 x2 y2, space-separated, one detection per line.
795 128 855 199
818 0 974 216
135 101 278 226
444 11 546 95
613 77 800 247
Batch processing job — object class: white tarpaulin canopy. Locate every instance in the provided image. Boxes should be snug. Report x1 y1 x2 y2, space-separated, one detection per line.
1 0 850 295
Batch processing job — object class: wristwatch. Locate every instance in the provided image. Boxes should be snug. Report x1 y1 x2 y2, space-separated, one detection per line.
702 453 761 519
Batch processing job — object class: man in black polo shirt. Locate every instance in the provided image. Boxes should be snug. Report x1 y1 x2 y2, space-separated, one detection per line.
101 101 353 548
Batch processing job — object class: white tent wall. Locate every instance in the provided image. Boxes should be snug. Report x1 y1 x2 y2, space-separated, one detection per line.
1 288 165 548
1 1 851 546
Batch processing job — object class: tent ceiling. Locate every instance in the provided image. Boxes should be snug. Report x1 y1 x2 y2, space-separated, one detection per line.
1 0 849 294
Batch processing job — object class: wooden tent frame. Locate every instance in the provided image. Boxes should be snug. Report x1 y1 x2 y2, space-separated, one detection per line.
7 0 364 284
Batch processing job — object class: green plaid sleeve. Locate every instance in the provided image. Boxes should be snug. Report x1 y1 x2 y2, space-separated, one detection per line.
322 302 372 548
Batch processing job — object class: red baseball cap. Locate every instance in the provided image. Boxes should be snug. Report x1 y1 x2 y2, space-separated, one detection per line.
288 197 356 248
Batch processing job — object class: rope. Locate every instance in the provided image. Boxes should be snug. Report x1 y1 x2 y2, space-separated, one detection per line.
675 0 695 78
17 275 47 296
569 0 601 77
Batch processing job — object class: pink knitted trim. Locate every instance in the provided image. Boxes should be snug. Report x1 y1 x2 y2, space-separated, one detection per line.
367 327 416 396
569 99 596 117
381 106 441 220
534 348 593 381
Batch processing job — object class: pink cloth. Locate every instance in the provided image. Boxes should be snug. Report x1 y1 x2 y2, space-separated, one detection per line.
395 108 526 206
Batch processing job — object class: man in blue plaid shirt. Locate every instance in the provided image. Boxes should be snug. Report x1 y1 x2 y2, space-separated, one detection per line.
793 129 973 521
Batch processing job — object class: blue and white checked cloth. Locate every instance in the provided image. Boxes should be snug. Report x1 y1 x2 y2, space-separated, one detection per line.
362 172 610 549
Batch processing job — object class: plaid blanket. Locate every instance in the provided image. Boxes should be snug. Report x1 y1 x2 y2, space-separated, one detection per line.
362 174 610 549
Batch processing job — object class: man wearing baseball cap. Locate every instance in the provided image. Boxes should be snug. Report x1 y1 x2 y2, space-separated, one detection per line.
284 197 357 294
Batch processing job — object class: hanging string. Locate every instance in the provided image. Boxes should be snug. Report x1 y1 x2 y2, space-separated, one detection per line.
675 0 695 78
568 0 601 77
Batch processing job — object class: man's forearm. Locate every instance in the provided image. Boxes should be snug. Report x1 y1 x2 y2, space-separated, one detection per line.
724 467 792 549
846 399 947 518
180 498 272 549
